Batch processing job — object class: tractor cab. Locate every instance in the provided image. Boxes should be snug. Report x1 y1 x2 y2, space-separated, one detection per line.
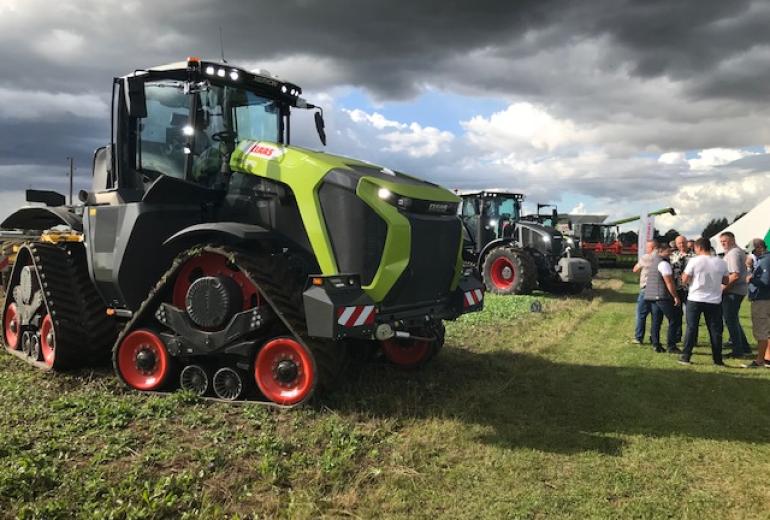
459 191 524 253
86 57 324 203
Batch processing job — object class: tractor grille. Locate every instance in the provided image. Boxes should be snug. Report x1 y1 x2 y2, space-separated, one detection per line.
318 182 387 286
382 213 461 308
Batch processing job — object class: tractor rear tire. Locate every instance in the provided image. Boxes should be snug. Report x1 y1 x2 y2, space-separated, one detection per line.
482 246 537 295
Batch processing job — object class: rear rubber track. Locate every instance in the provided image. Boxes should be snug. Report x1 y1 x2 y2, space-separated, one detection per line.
3 242 116 369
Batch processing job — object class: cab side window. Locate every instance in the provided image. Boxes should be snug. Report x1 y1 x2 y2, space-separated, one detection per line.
137 82 189 180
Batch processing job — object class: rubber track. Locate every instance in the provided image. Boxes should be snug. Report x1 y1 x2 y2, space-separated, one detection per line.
113 245 347 406
4 243 115 369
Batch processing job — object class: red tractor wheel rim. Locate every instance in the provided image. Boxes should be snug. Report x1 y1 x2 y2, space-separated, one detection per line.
40 315 55 367
173 253 259 311
490 257 515 289
117 330 170 391
3 303 20 350
381 338 431 367
255 338 315 405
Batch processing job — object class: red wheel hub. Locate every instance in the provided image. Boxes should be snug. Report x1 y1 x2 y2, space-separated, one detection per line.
381 338 432 368
3 303 20 350
489 257 515 290
116 329 170 391
254 337 315 406
172 253 259 311
40 315 55 367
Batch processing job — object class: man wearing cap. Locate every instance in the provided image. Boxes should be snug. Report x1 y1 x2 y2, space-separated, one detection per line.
742 238 770 368
719 231 752 358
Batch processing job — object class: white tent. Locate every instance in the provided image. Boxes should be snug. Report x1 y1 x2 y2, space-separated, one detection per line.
711 195 770 254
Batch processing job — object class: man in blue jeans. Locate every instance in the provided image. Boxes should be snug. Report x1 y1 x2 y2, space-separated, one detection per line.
678 237 729 366
644 243 682 353
632 240 656 344
742 238 770 368
719 231 751 357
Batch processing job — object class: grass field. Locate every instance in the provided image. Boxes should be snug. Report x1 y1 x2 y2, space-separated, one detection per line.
1 270 769 519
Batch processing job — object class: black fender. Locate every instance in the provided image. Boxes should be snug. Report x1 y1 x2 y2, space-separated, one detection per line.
1 207 83 232
477 238 518 269
163 222 274 249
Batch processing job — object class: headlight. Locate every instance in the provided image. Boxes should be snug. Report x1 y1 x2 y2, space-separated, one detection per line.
542 236 551 243
489 219 498 228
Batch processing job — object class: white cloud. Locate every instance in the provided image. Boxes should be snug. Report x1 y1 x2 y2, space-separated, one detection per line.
658 151 686 165
0 86 108 120
344 108 454 158
662 172 770 236
462 102 582 152
686 148 754 171
570 202 587 214
32 29 84 61
346 109 405 130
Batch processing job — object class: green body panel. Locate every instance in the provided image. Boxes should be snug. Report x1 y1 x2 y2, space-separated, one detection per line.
230 141 463 302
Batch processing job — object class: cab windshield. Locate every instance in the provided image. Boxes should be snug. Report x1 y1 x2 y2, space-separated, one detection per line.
136 80 281 184
483 196 520 221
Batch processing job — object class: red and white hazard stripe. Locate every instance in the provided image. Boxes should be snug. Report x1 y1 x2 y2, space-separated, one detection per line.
0 255 8 272
337 305 377 327
463 288 484 308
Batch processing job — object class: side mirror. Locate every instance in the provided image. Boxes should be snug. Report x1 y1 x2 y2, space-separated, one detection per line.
314 111 327 146
78 190 89 203
124 76 147 119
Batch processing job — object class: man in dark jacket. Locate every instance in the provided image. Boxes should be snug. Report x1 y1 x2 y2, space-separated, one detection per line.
742 238 770 368
644 243 682 353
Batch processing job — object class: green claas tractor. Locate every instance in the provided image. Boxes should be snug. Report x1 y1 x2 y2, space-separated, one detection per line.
459 191 592 295
0 57 484 406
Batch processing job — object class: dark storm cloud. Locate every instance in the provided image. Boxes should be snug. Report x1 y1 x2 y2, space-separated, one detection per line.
1 0 769 227
2 0 768 101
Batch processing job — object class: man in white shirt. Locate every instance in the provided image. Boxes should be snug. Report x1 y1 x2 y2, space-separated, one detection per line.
678 237 729 366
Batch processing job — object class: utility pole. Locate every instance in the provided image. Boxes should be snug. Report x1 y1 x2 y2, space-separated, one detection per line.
66 157 74 205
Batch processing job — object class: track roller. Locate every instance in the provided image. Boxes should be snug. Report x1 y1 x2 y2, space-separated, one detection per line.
180 364 210 396
29 334 41 361
39 315 55 367
3 302 20 350
212 367 245 401
115 329 172 391
21 331 33 357
254 337 316 406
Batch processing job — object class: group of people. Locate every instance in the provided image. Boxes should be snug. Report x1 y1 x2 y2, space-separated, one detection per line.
632 232 770 367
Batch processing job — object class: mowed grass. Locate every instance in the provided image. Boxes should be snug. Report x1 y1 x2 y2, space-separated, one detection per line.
2 270 770 518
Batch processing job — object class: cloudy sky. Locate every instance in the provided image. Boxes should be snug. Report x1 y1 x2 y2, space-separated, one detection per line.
1 0 770 236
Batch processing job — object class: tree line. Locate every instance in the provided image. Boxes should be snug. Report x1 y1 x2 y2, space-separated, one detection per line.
617 212 747 245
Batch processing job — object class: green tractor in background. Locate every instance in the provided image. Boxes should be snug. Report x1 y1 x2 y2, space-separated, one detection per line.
1 57 484 406
459 191 593 295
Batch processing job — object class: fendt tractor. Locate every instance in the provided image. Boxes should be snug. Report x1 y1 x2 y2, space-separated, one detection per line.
459 191 592 295
0 57 484 406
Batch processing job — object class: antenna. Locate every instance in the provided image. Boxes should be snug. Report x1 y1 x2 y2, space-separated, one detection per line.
219 27 227 63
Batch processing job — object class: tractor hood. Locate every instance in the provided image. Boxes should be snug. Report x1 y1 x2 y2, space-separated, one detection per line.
229 141 464 301
516 220 565 257
229 141 459 206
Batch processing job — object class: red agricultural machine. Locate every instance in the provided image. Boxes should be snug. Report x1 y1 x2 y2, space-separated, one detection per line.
577 208 676 266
